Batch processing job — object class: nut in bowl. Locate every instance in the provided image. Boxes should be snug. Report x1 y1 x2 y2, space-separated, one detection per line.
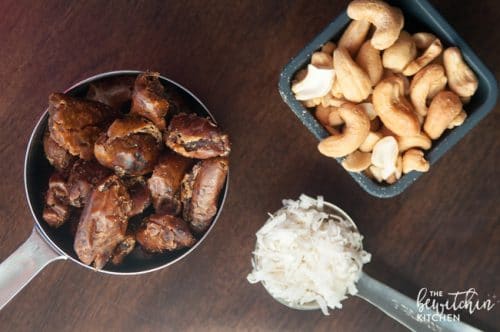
279 0 498 197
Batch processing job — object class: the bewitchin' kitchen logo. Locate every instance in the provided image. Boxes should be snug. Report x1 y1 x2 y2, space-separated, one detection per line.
416 288 497 322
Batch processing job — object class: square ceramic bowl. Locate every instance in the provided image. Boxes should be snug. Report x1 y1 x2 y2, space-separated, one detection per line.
278 0 498 198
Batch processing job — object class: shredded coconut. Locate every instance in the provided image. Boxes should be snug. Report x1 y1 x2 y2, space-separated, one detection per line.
247 195 371 315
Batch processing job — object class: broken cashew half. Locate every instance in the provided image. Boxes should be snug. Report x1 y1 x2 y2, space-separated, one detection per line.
347 0 404 50
371 136 399 179
318 103 370 158
292 64 335 100
402 149 430 173
334 47 373 102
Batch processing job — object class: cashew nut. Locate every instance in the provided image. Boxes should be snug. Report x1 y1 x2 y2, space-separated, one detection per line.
443 47 479 98
372 76 421 137
321 41 336 55
385 174 397 184
402 38 443 76
368 165 385 182
409 64 447 116
315 105 339 135
311 51 333 68
292 64 335 100
356 40 384 86
315 105 334 125
402 149 430 173
396 132 432 152
318 103 370 158
424 91 462 139
341 150 372 172
320 94 346 107
359 131 383 152
359 102 377 120
382 31 417 72
371 136 399 179
338 19 372 56
347 0 404 50
413 32 436 49
448 110 467 129
382 70 410 95
328 107 344 126
334 47 372 103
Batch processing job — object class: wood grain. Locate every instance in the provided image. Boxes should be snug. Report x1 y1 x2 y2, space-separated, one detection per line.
0 0 498 331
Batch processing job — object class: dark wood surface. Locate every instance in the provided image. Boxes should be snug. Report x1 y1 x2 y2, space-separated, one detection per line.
0 1 498 331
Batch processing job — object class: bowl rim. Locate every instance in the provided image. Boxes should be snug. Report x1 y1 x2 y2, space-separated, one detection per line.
278 0 498 198
24 70 230 275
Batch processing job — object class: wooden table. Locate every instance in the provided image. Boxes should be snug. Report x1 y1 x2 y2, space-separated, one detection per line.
0 1 498 331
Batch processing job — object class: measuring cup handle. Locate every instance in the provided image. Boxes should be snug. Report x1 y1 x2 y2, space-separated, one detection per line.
0 227 66 310
355 272 481 332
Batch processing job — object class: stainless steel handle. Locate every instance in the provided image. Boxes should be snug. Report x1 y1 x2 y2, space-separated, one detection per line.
0 228 66 310
356 272 482 332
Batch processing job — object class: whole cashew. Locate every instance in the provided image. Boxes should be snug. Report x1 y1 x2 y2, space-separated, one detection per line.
382 31 417 73
402 149 430 173
409 64 447 116
338 19 372 56
334 47 373 102
347 0 404 50
443 47 479 98
402 38 443 76
341 150 372 172
424 90 462 139
318 103 370 158
396 132 432 152
356 40 384 86
372 76 421 137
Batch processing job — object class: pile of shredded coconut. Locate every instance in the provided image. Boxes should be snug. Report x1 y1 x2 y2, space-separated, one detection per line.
247 195 371 315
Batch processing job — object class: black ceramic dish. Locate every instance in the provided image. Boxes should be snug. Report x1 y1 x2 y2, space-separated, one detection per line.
0 70 228 310
279 0 498 197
